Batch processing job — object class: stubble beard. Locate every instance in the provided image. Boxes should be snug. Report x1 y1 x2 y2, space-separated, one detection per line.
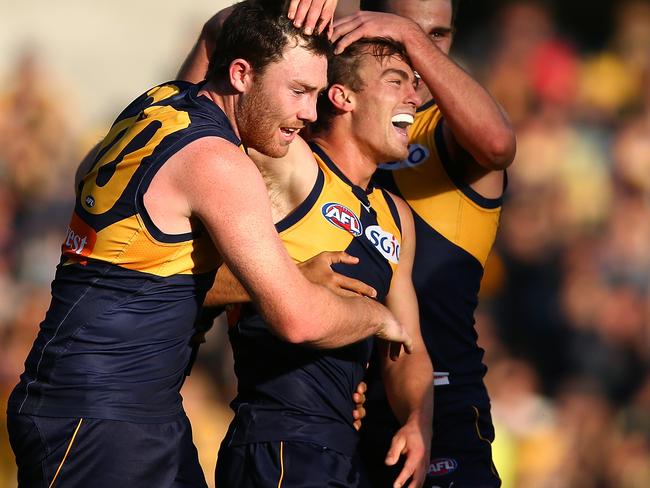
236 84 288 158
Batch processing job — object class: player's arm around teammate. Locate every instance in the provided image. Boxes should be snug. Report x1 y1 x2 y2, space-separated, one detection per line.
148 127 411 351
205 251 377 306
378 194 434 488
74 1 411 353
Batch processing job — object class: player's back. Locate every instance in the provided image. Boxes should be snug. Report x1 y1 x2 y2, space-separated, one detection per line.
8 81 240 423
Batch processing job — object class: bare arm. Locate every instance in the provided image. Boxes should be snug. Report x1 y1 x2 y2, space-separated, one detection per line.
205 251 377 307
176 137 411 350
379 196 434 488
332 12 516 172
178 0 338 83
177 5 234 83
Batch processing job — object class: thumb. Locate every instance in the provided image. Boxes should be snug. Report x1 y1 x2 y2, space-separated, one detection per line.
385 435 406 466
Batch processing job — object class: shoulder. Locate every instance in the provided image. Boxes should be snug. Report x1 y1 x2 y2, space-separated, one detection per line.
385 191 413 225
167 136 260 194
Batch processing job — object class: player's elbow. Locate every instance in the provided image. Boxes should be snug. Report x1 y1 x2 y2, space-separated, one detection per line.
479 129 516 171
265 309 317 345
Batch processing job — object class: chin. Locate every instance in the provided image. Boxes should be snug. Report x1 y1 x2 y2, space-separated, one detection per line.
390 145 410 161
247 136 289 159
257 145 288 159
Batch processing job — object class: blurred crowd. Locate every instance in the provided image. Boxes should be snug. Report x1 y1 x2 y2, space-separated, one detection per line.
1 1 649 487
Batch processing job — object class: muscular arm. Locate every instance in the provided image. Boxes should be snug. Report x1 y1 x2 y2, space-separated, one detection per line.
205 251 377 308
176 137 410 350
379 196 434 488
332 12 516 182
393 22 514 171
177 5 234 83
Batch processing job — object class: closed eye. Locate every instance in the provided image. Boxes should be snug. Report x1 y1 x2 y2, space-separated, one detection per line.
430 27 454 39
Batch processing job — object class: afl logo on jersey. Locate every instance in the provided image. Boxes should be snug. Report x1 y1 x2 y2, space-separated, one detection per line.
427 458 458 477
365 225 400 263
322 203 363 237
84 195 95 208
378 143 430 170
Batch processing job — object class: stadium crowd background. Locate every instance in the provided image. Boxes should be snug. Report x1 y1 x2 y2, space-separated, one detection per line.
1 0 649 486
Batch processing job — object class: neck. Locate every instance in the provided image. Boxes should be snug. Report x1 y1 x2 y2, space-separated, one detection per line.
198 80 241 140
310 123 377 190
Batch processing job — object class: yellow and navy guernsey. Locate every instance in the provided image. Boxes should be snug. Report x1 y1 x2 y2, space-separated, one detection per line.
225 142 402 456
372 100 504 411
8 81 237 423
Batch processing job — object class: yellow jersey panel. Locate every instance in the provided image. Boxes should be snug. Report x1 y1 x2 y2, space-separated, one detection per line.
387 103 501 267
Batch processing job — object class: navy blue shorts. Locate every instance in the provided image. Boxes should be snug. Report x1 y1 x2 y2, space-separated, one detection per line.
215 440 372 488
360 403 500 488
7 413 207 488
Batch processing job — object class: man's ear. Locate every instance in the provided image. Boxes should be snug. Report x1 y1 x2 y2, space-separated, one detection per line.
229 58 254 93
328 84 355 113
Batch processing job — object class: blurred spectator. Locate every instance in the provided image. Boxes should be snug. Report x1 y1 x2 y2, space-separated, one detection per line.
0 49 75 205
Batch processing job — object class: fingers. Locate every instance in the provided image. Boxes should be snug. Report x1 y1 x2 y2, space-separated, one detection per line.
386 435 425 488
401 332 413 355
326 18 334 38
352 405 366 419
308 0 337 35
288 0 337 36
325 250 359 265
375 321 413 360
394 452 425 488
332 16 366 53
356 380 367 396
336 275 377 298
301 0 322 34
385 435 405 466
287 0 305 21
352 405 365 431
331 15 362 42
392 461 416 488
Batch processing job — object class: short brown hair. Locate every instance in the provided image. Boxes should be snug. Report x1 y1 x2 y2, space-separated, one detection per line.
207 1 332 84
310 37 411 134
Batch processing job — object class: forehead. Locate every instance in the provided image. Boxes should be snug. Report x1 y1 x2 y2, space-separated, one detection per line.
386 0 452 31
264 42 328 86
358 52 416 83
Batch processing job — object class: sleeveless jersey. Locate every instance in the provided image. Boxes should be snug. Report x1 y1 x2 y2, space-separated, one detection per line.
372 100 503 411
225 142 402 456
8 81 239 423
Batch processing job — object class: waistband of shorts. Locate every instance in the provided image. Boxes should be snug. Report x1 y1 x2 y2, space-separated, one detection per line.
227 404 359 457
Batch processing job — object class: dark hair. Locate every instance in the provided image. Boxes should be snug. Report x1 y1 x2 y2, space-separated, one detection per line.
310 37 410 134
207 1 332 84
361 0 460 26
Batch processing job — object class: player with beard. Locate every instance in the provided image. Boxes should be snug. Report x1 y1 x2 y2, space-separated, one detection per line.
181 32 433 488
5 2 413 487
332 1 517 486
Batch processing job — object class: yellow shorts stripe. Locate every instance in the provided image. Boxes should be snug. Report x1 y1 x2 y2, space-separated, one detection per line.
49 418 84 488
472 406 500 479
277 441 285 488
